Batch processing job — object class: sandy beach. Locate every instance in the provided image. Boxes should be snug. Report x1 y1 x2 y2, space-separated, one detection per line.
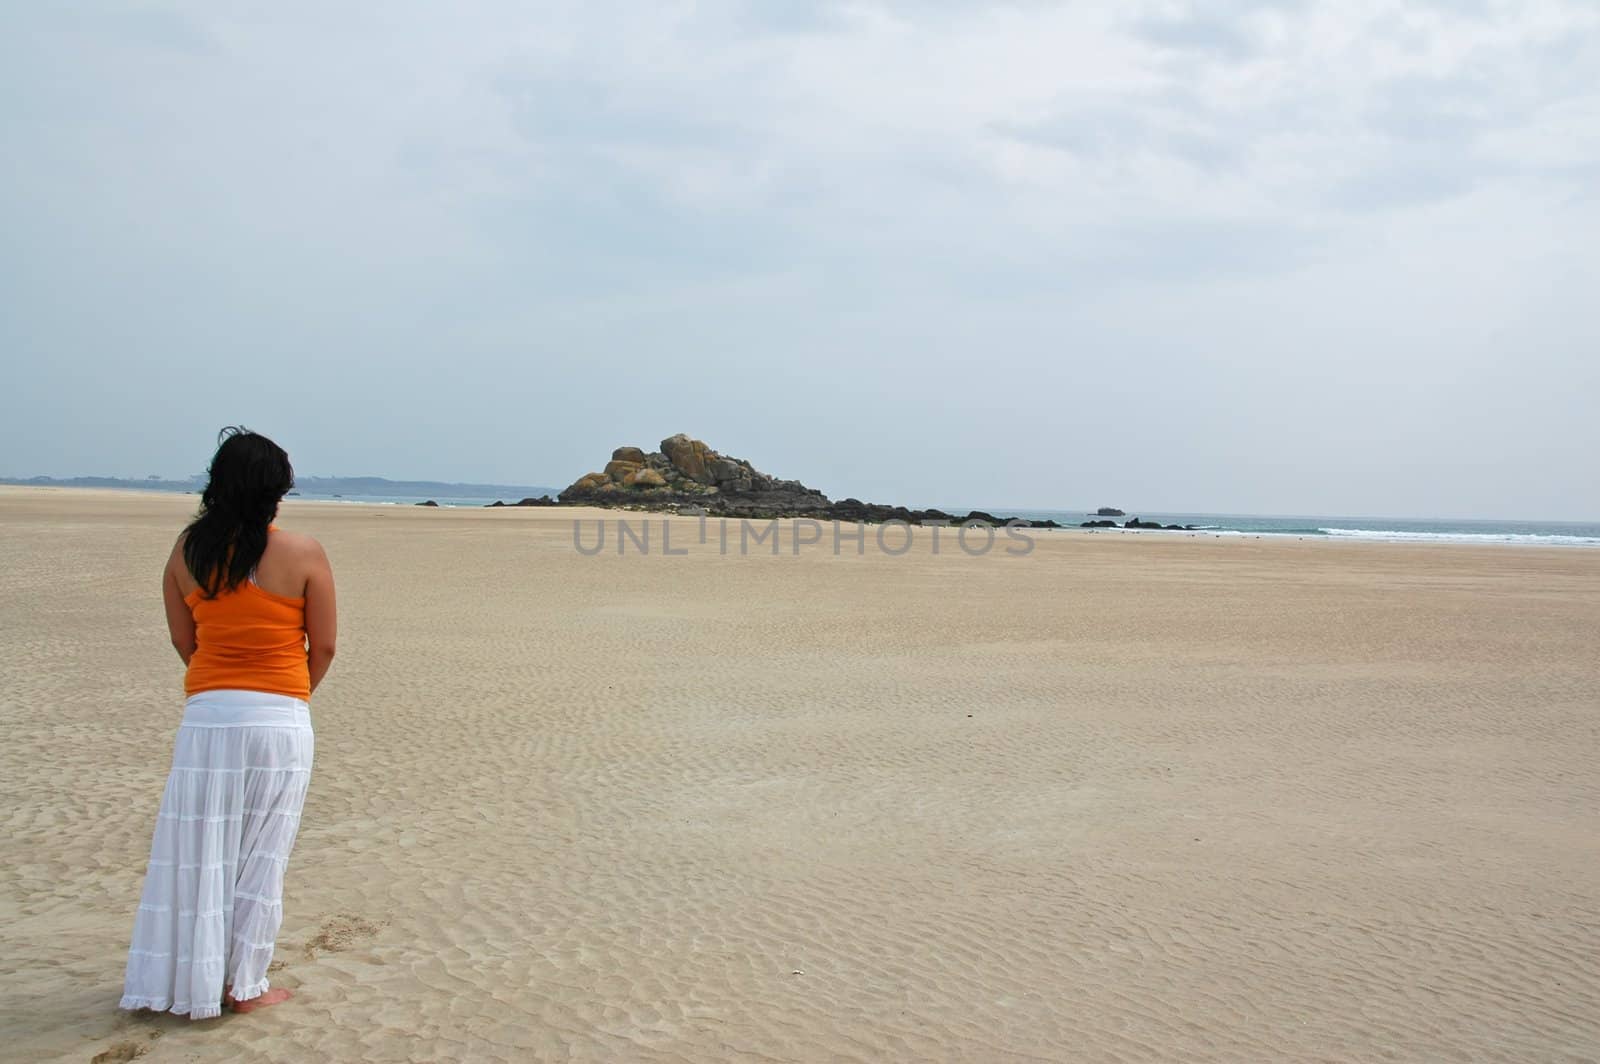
2 485 1597 1063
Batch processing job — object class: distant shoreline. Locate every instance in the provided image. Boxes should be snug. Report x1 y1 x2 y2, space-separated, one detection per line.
0 474 561 500
4 483 1597 548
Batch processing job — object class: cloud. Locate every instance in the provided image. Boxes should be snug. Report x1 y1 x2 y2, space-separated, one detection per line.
0 1 1597 516
1130 9 1261 60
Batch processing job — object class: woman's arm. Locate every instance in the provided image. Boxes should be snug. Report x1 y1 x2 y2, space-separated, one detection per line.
162 539 197 664
303 539 338 694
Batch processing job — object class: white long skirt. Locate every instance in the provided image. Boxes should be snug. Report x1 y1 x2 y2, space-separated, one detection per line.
119 690 314 1019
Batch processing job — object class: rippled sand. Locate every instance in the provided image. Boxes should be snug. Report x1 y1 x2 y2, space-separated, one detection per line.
3 486 1598 1063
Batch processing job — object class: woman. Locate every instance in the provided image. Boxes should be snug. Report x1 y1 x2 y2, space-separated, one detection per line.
120 427 337 1019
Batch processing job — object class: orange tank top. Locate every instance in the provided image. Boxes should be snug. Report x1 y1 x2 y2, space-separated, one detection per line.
184 550 311 701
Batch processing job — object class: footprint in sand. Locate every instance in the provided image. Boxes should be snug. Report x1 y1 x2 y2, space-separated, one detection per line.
90 1031 159 1064
90 1046 144 1064
303 912 384 960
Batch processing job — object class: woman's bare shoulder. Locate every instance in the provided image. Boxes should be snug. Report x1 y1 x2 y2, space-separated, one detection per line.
166 530 199 593
271 529 329 560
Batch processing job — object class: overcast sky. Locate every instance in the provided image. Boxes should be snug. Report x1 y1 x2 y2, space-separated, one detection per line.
2 1 1596 518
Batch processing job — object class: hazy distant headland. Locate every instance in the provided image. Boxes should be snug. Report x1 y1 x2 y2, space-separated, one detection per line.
1 474 562 501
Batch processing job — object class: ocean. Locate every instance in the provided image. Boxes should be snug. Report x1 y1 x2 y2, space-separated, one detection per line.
330 494 1600 547
991 510 1600 547
286 492 515 508
12 483 1597 547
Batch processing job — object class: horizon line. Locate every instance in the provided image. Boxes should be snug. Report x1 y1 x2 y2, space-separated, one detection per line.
3 475 1596 526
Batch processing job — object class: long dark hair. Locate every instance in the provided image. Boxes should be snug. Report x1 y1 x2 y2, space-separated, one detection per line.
183 427 295 597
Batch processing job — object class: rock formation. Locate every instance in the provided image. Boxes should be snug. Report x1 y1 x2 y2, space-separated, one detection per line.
558 434 1061 527
1080 516 1199 530
560 434 830 517
486 496 559 507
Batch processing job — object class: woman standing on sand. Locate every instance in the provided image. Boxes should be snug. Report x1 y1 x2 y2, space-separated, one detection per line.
119 428 337 1019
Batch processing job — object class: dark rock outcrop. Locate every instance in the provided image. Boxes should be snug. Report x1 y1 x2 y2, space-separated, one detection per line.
1080 519 1119 527
1118 517 1199 531
417 500 439 507
1096 507 1126 516
487 496 559 508
558 435 1060 527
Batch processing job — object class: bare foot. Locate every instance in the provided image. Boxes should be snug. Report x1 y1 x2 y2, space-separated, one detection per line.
227 987 292 1013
